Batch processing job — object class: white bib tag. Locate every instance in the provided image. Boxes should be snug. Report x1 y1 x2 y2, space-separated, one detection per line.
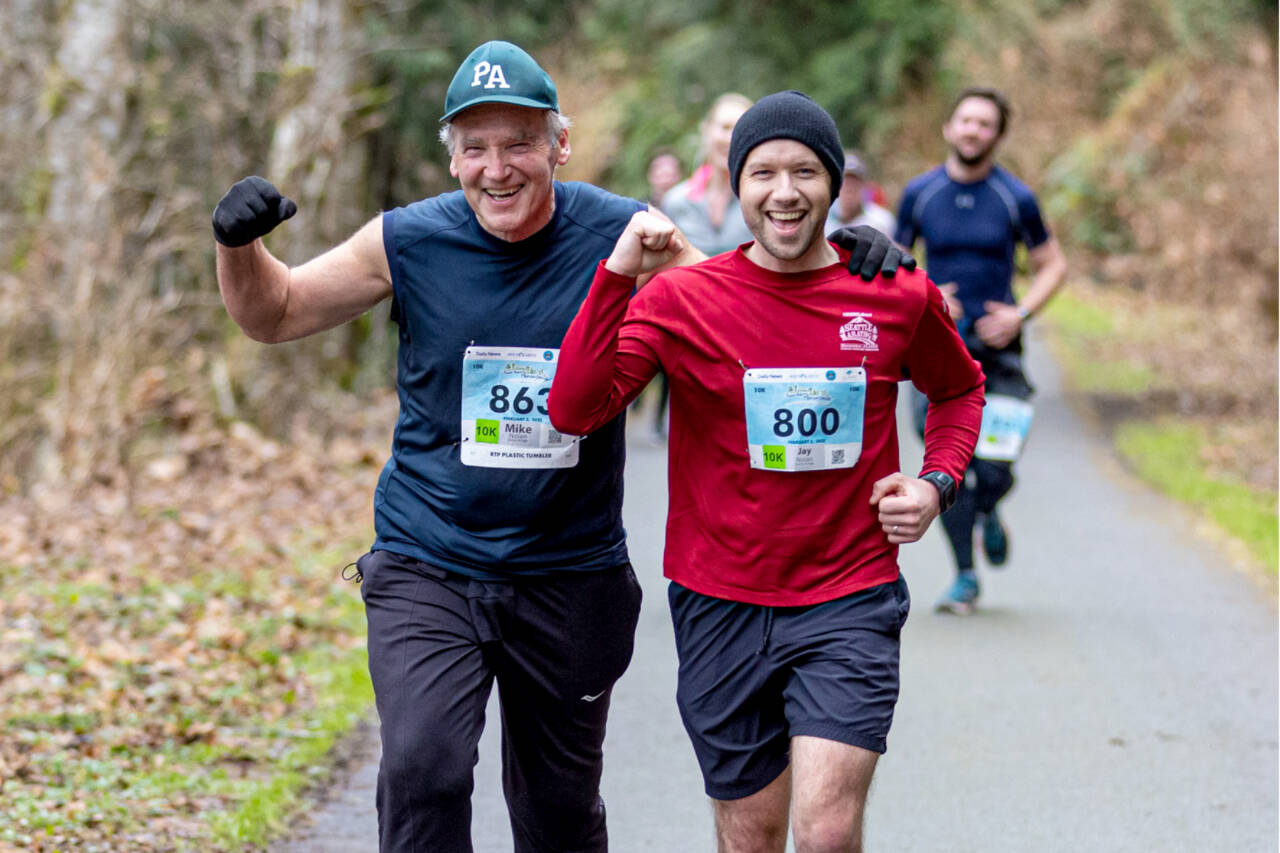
460 346 579 469
974 394 1034 461
743 367 865 472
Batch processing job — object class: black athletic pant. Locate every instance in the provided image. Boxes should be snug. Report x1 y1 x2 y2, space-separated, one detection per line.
939 457 1015 570
358 549 642 853
912 341 1031 572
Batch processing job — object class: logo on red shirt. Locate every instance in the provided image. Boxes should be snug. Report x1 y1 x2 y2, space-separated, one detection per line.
839 312 879 351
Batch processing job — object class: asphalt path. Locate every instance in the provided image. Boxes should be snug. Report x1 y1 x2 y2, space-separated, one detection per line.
278 329 1278 852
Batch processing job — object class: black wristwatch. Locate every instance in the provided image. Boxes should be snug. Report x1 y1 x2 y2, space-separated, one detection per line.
920 471 957 513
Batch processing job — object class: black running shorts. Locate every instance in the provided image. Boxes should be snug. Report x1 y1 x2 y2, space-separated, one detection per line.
668 576 910 800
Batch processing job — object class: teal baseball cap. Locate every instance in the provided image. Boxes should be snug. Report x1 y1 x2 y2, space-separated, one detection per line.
441 41 559 122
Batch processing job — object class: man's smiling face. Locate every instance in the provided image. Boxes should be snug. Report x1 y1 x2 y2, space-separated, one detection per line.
739 139 835 273
449 103 570 242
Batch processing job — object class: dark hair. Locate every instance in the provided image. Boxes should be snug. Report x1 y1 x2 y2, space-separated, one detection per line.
948 87 1012 136
646 146 681 166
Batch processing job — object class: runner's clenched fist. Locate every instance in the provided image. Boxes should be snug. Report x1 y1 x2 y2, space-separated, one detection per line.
212 176 297 247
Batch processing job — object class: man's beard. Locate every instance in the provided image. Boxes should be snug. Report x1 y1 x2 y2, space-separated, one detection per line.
750 210 826 263
952 140 996 167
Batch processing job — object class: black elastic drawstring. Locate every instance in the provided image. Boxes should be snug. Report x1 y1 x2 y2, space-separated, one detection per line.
340 561 362 584
758 608 774 655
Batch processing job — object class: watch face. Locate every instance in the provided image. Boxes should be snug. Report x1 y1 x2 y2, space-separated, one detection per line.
924 472 956 510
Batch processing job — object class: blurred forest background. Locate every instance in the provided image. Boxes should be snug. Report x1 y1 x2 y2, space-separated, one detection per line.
0 0 1275 849
0 0 1275 497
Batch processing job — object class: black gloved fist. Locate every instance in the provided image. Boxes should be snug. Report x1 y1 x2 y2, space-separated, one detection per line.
829 225 917 281
212 176 297 247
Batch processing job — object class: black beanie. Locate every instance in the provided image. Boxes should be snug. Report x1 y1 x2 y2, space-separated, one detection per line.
728 90 844 200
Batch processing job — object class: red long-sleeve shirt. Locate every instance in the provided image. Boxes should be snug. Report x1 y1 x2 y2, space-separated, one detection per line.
550 247 984 606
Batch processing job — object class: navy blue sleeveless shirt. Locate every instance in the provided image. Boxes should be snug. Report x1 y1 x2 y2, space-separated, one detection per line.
374 181 645 578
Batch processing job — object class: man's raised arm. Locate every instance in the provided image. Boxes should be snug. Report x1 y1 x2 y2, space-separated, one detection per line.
213 176 392 343
549 210 680 435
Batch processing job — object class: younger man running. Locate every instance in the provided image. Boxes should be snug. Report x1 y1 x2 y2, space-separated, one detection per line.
896 86 1068 613
549 91 984 852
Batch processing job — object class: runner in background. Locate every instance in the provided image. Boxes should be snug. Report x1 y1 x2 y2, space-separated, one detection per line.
645 147 683 208
895 86 1067 614
635 146 685 439
825 150 897 237
645 94 756 441
661 93 756 256
550 90 982 853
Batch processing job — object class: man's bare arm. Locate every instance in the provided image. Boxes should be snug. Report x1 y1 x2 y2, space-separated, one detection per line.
1017 235 1068 317
975 235 1067 348
216 216 392 343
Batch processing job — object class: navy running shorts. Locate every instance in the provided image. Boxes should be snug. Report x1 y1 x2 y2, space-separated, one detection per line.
668 576 910 800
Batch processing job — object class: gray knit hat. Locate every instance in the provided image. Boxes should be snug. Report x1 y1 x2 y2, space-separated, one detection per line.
728 90 844 199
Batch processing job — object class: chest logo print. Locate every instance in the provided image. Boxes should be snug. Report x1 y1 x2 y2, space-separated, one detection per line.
840 312 879 352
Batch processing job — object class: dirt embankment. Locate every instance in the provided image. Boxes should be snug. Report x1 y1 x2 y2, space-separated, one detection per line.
872 1 1277 489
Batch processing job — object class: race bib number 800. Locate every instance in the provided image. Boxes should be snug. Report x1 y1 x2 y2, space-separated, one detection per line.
743 367 865 472
460 346 579 468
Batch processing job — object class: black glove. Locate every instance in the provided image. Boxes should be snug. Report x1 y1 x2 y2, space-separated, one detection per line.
829 225 917 281
212 176 297 247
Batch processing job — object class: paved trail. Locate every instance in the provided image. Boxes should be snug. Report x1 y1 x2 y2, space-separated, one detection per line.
278 331 1278 852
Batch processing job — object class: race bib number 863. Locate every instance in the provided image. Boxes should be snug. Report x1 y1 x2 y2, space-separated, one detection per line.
460 346 579 468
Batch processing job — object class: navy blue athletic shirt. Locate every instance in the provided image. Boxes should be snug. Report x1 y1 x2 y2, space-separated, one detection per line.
374 181 645 578
894 164 1049 340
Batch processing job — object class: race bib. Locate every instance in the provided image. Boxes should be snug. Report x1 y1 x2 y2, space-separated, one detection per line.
974 394 1034 462
743 367 865 472
460 346 579 468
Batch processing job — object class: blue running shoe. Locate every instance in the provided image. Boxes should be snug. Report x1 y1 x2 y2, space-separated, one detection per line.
935 571 980 614
982 512 1009 567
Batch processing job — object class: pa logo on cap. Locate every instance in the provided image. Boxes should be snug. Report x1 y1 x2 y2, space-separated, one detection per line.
441 40 560 122
471 61 511 91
